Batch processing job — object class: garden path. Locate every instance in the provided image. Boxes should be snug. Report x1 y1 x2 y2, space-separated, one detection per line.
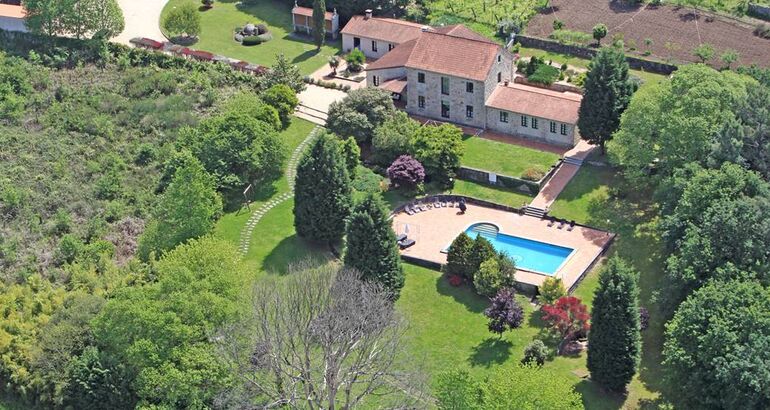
237 125 322 254
114 0 169 45
528 140 595 212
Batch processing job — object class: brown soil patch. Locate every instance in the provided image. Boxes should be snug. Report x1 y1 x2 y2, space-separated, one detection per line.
527 0 770 68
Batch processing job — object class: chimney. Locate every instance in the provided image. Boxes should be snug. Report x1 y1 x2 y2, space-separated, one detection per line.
364 9 372 19
420 25 430 32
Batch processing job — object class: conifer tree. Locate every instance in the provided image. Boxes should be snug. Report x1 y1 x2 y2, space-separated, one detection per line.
344 193 404 299
587 257 641 392
446 232 474 278
577 47 636 154
312 0 326 50
294 132 352 243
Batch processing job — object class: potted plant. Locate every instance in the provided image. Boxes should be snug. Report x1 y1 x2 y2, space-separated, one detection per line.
328 56 340 75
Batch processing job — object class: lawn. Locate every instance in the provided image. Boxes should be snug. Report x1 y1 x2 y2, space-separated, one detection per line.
462 135 561 178
549 165 614 223
161 0 341 75
381 179 534 210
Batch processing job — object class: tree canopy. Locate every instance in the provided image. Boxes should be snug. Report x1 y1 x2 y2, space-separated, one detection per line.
162 1 201 38
411 123 464 186
326 87 396 143
24 0 125 38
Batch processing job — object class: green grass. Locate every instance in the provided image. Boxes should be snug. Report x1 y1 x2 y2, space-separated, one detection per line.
161 0 341 75
425 0 547 38
462 135 560 178
381 179 534 210
549 165 614 224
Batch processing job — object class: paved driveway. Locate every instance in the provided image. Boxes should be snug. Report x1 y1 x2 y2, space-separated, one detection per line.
114 0 169 45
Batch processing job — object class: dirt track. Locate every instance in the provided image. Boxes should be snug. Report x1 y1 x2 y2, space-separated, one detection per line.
527 0 770 67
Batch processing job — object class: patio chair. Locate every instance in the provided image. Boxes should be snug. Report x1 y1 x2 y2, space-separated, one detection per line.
405 205 415 216
567 220 576 232
396 233 407 242
433 197 442 208
547 217 555 228
557 219 566 229
398 238 416 249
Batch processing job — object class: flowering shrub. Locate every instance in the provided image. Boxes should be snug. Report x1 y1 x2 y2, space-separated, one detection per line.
387 155 425 186
541 296 590 341
639 306 649 331
448 274 463 287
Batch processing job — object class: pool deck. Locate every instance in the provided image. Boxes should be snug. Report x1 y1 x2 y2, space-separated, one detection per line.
392 203 614 290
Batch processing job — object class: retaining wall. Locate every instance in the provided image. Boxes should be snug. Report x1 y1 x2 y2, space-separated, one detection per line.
515 34 678 75
457 160 561 196
749 3 770 20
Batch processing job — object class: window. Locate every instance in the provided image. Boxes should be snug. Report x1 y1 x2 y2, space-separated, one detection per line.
441 101 450 118
550 121 557 133
371 40 378 52
560 124 568 135
372 76 379 86
388 43 394 51
521 115 528 127
441 77 449 95
466 82 474 93
497 55 502 63
418 95 425 109
532 118 538 129
500 112 509 123
417 72 425 83
466 105 474 119
497 72 502 82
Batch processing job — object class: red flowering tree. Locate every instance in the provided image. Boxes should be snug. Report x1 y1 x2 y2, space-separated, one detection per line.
387 155 425 187
541 296 590 352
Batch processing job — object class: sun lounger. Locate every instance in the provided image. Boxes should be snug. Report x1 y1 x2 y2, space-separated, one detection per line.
405 205 415 215
547 218 555 228
398 238 416 249
418 202 427 211
557 219 566 229
567 220 576 231
396 233 407 242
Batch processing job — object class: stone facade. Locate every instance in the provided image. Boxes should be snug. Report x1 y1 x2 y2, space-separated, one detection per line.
485 107 578 147
342 34 397 59
404 49 513 129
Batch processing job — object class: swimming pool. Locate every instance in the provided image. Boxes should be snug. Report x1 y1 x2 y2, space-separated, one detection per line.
465 223 573 275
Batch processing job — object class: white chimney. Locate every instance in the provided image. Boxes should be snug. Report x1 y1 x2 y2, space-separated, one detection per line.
364 9 372 19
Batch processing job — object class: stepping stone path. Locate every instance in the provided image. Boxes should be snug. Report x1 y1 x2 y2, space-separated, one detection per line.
237 126 322 255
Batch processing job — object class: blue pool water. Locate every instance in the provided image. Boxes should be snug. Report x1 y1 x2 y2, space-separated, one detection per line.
465 225 573 275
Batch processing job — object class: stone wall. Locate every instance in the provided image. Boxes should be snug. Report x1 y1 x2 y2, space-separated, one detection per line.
456 161 562 196
748 3 770 20
513 75 583 94
515 34 678 75
406 69 489 129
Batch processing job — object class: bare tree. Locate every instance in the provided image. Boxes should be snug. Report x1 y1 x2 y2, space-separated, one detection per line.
216 263 428 409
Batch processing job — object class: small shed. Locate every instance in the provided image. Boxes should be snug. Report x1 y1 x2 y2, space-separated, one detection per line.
0 3 26 32
291 1 339 39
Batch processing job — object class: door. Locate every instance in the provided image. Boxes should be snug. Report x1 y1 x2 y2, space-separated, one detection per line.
353 37 361 49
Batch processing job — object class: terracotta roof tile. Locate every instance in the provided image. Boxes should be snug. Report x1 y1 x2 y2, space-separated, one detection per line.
292 6 334 20
485 83 582 124
432 25 496 43
404 31 501 81
340 15 425 44
365 39 416 70
379 77 408 94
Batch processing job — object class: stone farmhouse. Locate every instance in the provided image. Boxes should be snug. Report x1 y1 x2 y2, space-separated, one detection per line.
340 11 582 147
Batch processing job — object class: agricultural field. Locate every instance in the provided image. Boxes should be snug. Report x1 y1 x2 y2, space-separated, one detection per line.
422 0 548 38
527 0 770 68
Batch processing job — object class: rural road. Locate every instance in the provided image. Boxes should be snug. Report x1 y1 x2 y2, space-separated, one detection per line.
113 0 169 45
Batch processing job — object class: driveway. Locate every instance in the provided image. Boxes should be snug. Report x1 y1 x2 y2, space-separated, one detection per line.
113 0 169 45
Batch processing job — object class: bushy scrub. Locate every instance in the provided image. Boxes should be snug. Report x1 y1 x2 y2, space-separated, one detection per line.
539 277 567 304
473 256 516 297
522 339 550 366
528 64 560 85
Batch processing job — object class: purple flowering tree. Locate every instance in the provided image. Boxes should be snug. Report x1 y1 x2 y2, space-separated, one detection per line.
484 287 524 338
387 155 425 187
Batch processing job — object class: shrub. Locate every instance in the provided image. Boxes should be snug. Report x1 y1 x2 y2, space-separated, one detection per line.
257 33 273 43
754 23 770 39
448 274 463 287
521 165 547 181
242 35 262 46
412 123 464 186
351 166 384 194
522 339 549 366
387 155 425 187
528 64 560 85
539 277 567 304
542 296 591 348
485 288 524 337
552 19 564 30
474 257 516 298
261 84 298 128
346 49 365 72
372 111 420 166
445 232 475 279
256 23 268 35
549 29 592 46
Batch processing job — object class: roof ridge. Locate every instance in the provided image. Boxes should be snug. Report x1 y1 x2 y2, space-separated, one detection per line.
363 15 426 28
510 82 582 101
421 29 499 46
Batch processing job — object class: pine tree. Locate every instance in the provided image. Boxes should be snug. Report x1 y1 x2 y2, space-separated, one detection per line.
577 47 636 154
294 132 352 243
586 257 641 392
312 0 326 50
344 193 404 299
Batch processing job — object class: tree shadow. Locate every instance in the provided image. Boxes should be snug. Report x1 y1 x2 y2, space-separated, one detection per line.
575 379 625 410
435 274 489 314
608 0 644 13
292 48 322 64
261 235 331 274
168 36 199 46
223 182 278 213
468 337 513 368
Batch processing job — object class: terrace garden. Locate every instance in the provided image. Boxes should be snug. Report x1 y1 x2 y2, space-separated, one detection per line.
161 0 341 74
462 135 561 180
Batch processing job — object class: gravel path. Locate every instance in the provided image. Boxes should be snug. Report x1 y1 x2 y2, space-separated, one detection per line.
114 0 169 45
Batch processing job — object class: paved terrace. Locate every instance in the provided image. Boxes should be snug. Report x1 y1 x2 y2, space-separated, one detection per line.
392 203 614 290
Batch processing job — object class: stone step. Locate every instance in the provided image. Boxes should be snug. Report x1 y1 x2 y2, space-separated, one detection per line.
563 156 584 166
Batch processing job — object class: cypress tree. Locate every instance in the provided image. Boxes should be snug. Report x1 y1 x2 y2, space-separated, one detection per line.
468 236 496 275
587 257 641 392
294 132 352 243
577 47 636 154
312 0 326 50
446 232 474 278
344 193 404 299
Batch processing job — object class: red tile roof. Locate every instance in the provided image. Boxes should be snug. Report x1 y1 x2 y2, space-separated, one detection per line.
340 15 425 44
485 83 582 124
366 26 502 81
0 4 24 18
379 77 408 94
292 6 334 20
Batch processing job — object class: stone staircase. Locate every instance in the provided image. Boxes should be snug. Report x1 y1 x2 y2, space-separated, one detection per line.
295 103 328 125
523 205 547 219
563 155 584 166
